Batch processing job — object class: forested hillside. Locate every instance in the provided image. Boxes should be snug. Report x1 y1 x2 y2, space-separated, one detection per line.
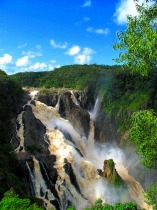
0 70 25 196
0 70 44 209
11 64 157 116
10 65 121 89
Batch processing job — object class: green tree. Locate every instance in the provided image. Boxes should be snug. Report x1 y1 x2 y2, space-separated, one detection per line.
67 199 137 210
114 2 157 208
113 2 157 76
0 189 43 210
145 183 157 210
129 110 157 169
0 69 7 76
129 110 157 209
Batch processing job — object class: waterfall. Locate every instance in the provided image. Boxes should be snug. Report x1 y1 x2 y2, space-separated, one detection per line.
70 90 80 106
15 90 39 152
15 111 25 152
55 95 61 112
117 165 152 210
26 161 36 196
26 157 60 210
89 96 100 121
29 90 39 100
14 91 152 210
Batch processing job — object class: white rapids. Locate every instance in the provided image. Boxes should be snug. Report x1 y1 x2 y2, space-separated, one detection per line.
14 90 152 210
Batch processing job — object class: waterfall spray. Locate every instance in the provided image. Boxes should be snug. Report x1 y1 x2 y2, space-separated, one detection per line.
13 90 152 210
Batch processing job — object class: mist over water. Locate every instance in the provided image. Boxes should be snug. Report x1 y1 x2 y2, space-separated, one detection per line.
14 90 153 210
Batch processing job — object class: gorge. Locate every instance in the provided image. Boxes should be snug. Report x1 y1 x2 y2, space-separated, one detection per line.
10 88 153 210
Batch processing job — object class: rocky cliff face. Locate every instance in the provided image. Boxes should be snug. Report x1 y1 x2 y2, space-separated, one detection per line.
10 89 96 209
35 89 94 138
98 159 126 188
0 78 30 199
36 89 95 110
10 88 153 210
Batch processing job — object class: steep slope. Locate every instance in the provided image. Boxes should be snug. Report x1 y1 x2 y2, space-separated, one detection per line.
10 89 152 210
0 72 27 198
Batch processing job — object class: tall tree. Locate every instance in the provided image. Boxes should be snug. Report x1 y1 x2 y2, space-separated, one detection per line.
113 2 157 76
114 2 157 208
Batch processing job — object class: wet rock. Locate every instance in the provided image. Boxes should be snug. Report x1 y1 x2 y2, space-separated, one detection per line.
35 89 93 138
94 107 118 143
22 106 49 154
73 89 95 110
30 100 36 106
35 92 59 107
40 155 58 186
63 158 81 194
16 151 32 161
59 92 90 138
98 159 126 188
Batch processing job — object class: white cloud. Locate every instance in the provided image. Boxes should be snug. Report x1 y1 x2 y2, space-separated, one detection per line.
95 28 110 35
65 46 81 56
87 27 110 35
83 47 94 55
82 0 91 7
65 45 95 64
33 62 47 70
22 50 42 58
16 60 61 72
18 43 27 49
114 0 155 25
50 39 68 49
16 56 29 67
74 47 95 64
0 54 12 64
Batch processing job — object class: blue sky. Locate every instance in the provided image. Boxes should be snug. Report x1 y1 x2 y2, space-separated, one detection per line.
0 0 154 74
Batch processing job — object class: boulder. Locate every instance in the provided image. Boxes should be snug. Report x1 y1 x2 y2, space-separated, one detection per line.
73 89 95 110
98 159 126 188
22 105 49 154
59 91 90 138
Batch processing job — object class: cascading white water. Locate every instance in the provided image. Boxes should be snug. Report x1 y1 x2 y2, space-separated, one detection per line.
15 90 39 152
15 90 152 210
15 111 25 152
55 95 61 112
89 96 101 121
70 90 80 106
26 157 57 210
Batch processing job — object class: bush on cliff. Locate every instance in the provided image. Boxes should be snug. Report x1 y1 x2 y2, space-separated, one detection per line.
0 189 43 210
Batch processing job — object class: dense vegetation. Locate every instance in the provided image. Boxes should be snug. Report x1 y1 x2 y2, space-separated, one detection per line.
113 2 157 76
113 2 157 209
0 71 43 208
11 65 157 115
0 190 43 210
68 199 137 210
10 64 121 90
0 70 25 198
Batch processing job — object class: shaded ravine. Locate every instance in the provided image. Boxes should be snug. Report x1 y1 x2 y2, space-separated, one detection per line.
13 89 152 210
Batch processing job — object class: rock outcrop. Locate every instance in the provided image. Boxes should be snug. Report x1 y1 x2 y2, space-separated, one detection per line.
22 104 48 154
98 159 126 188
73 89 95 110
35 92 59 107
36 90 92 138
59 91 90 138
